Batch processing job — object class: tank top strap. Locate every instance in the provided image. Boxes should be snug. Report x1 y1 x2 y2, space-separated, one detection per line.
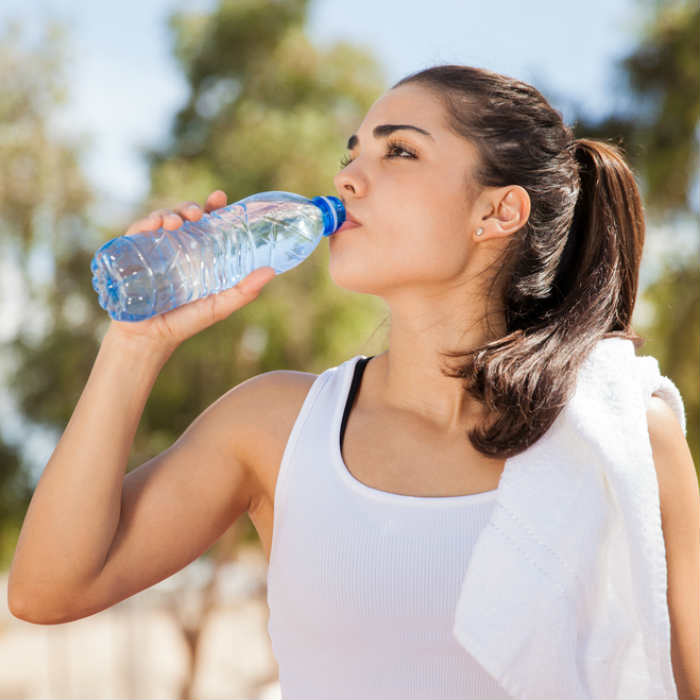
339 355 374 452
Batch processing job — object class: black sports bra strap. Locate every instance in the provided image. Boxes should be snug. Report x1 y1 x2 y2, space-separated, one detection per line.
340 356 374 452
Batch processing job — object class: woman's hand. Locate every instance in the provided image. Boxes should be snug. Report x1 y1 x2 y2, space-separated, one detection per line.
106 189 275 352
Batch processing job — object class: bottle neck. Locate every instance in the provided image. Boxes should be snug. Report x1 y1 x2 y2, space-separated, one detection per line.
310 195 346 235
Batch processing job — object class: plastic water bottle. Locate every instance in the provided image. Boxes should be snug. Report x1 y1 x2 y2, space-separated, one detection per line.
91 190 345 322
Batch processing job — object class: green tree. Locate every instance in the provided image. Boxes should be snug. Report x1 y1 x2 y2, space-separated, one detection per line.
0 18 94 255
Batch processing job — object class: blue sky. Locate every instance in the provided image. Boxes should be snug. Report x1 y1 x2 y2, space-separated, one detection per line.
3 0 649 225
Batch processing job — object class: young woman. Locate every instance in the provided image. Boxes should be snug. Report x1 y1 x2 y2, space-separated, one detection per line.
8 65 699 700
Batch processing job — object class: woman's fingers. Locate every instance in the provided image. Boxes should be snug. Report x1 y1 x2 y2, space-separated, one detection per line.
125 213 160 236
161 210 183 230
124 190 228 237
205 190 227 212
124 209 175 236
180 201 202 220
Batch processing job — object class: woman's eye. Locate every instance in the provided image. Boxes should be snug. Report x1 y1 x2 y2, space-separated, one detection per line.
338 143 416 170
387 143 416 159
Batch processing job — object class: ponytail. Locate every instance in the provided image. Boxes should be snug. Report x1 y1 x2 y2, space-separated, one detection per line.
569 138 646 337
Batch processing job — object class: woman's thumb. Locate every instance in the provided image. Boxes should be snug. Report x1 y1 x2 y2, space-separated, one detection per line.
237 266 276 296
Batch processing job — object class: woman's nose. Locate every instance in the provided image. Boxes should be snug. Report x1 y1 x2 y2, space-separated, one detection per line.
334 163 366 198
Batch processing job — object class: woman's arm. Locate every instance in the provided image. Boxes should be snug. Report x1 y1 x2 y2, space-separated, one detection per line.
7 327 174 618
7 189 275 624
7 326 274 624
648 395 700 700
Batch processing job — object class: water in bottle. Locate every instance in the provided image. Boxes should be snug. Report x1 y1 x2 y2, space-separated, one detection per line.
91 190 345 322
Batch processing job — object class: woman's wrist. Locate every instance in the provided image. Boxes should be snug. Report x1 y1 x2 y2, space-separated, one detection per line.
102 322 178 367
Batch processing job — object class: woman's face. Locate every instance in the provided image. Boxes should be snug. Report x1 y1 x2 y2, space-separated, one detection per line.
330 83 484 299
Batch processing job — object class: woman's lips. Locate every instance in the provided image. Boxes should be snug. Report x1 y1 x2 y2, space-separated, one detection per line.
336 220 361 233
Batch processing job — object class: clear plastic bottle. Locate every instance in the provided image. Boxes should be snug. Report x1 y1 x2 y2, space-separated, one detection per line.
91 191 345 322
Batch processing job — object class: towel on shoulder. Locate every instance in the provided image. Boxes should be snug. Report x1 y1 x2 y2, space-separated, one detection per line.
453 336 686 700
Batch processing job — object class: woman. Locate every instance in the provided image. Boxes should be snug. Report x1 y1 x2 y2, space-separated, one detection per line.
8 65 699 700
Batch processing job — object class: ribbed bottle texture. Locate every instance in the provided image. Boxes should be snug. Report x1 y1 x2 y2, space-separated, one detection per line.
91 191 345 321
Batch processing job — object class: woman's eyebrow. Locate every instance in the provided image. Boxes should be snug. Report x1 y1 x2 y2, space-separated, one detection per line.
346 124 434 150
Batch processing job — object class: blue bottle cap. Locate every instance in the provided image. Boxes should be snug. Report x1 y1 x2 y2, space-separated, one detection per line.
310 195 346 236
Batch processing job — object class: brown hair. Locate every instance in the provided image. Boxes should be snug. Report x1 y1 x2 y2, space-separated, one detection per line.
392 64 646 459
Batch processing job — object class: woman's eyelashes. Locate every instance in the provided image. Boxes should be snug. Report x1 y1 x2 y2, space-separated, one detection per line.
338 140 417 170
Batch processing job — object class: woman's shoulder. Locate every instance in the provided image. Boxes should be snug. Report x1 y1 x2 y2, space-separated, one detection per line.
228 369 320 472
230 355 365 466
262 368 320 411
233 368 320 423
245 354 365 410
219 368 320 518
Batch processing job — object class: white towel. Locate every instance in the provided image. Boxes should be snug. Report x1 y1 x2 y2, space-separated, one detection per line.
452 336 686 700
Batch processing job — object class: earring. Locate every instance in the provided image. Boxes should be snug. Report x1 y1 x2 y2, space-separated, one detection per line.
475 227 484 237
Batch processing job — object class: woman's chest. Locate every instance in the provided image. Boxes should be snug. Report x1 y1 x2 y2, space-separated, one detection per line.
340 406 506 498
248 393 505 564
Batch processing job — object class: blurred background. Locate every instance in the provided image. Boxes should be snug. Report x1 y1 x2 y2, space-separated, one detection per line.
0 0 697 697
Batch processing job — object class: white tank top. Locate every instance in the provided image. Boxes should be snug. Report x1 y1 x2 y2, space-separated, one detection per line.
266 354 512 700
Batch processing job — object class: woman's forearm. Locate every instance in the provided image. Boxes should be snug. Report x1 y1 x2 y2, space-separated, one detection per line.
8 326 175 613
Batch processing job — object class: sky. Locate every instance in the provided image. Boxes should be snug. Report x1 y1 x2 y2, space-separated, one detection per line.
0 0 695 480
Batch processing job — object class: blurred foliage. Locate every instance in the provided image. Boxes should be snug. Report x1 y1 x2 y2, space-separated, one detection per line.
567 0 699 472
0 436 32 569
567 0 698 217
0 18 95 256
0 0 697 575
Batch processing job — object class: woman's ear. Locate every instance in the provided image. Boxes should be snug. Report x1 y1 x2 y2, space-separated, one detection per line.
476 186 530 241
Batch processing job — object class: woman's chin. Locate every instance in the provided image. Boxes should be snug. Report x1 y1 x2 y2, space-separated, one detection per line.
328 261 374 294
329 269 387 296
328 234 387 294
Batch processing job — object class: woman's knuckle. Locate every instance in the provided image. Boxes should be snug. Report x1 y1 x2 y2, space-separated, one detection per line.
161 210 181 224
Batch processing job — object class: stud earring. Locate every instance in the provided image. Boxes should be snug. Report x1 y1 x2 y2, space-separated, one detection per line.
475 227 484 237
